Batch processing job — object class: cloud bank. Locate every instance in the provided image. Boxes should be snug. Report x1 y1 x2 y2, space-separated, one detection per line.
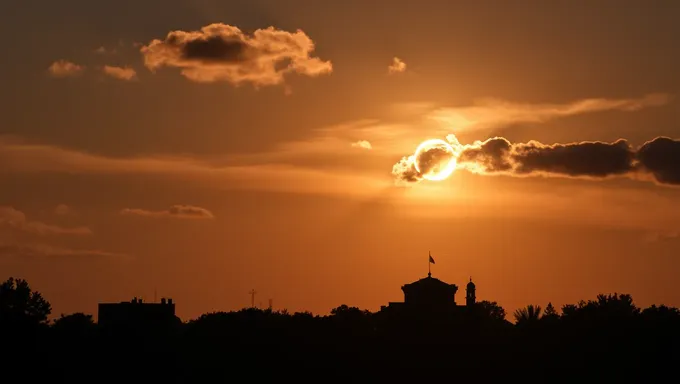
393 135 680 187
0 206 92 235
120 205 215 219
140 23 332 87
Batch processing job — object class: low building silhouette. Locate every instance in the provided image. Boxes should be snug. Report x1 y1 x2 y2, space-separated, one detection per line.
98 297 176 328
380 271 477 316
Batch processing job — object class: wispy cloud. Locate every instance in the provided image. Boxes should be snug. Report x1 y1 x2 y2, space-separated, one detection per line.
0 206 92 236
48 60 84 78
427 93 670 133
120 205 214 219
388 57 406 74
54 204 72 216
0 137 389 198
94 46 116 55
351 140 372 150
103 65 137 81
0 242 130 259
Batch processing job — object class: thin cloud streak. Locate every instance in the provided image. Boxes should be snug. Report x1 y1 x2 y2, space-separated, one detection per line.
0 138 390 198
120 205 215 219
0 242 130 259
427 93 671 133
0 206 92 236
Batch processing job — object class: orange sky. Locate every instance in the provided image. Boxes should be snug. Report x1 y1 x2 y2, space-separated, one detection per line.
2 0 680 321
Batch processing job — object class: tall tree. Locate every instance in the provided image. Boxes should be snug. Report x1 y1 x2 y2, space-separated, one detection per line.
0 277 52 326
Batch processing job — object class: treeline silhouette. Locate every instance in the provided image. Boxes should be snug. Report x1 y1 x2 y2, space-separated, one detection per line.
1 277 679 382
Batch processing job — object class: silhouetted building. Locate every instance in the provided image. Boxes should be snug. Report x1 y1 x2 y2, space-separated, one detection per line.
98 297 176 328
466 277 476 307
379 273 477 316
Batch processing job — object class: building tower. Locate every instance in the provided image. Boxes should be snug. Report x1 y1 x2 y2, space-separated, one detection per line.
466 277 476 307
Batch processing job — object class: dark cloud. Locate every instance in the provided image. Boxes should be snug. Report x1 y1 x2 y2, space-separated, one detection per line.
393 135 680 187
140 23 332 86
511 139 635 177
181 35 248 63
637 137 680 185
417 145 454 175
457 137 637 179
457 137 513 172
120 205 215 219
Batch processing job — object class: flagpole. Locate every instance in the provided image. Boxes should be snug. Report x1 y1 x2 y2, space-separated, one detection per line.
428 251 431 277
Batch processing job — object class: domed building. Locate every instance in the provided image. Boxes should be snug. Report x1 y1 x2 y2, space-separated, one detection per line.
379 266 477 317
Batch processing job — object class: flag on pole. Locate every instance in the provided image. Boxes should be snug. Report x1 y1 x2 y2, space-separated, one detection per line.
429 253 435 264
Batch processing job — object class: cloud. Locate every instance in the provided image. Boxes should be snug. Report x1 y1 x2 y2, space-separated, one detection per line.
636 137 680 185
0 243 129 259
388 57 406 74
120 205 214 219
458 137 635 178
0 206 92 235
54 204 72 216
644 231 680 243
48 60 84 78
94 46 116 55
140 23 332 87
351 140 372 150
103 65 137 81
392 155 420 184
0 136 389 198
392 135 680 186
427 93 671 133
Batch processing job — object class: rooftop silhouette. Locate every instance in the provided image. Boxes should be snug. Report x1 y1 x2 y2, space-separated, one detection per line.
1 269 679 382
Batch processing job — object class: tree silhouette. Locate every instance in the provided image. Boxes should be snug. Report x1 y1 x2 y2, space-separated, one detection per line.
543 302 558 318
52 313 95 333
0 277 51 326
476 300 507 322
514 304 543 324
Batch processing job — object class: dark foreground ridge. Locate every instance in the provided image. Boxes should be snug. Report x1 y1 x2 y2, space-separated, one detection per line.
1 275 679 383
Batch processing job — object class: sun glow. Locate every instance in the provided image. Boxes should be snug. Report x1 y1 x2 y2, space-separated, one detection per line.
413 139 457 181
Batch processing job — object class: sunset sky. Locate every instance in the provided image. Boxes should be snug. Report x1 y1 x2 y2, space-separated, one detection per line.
2 0 680 320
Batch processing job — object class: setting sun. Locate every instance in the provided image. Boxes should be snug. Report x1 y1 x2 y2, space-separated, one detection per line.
413 139 458 181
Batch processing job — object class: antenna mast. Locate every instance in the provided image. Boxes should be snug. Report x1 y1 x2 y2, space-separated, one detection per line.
248 289 257 308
